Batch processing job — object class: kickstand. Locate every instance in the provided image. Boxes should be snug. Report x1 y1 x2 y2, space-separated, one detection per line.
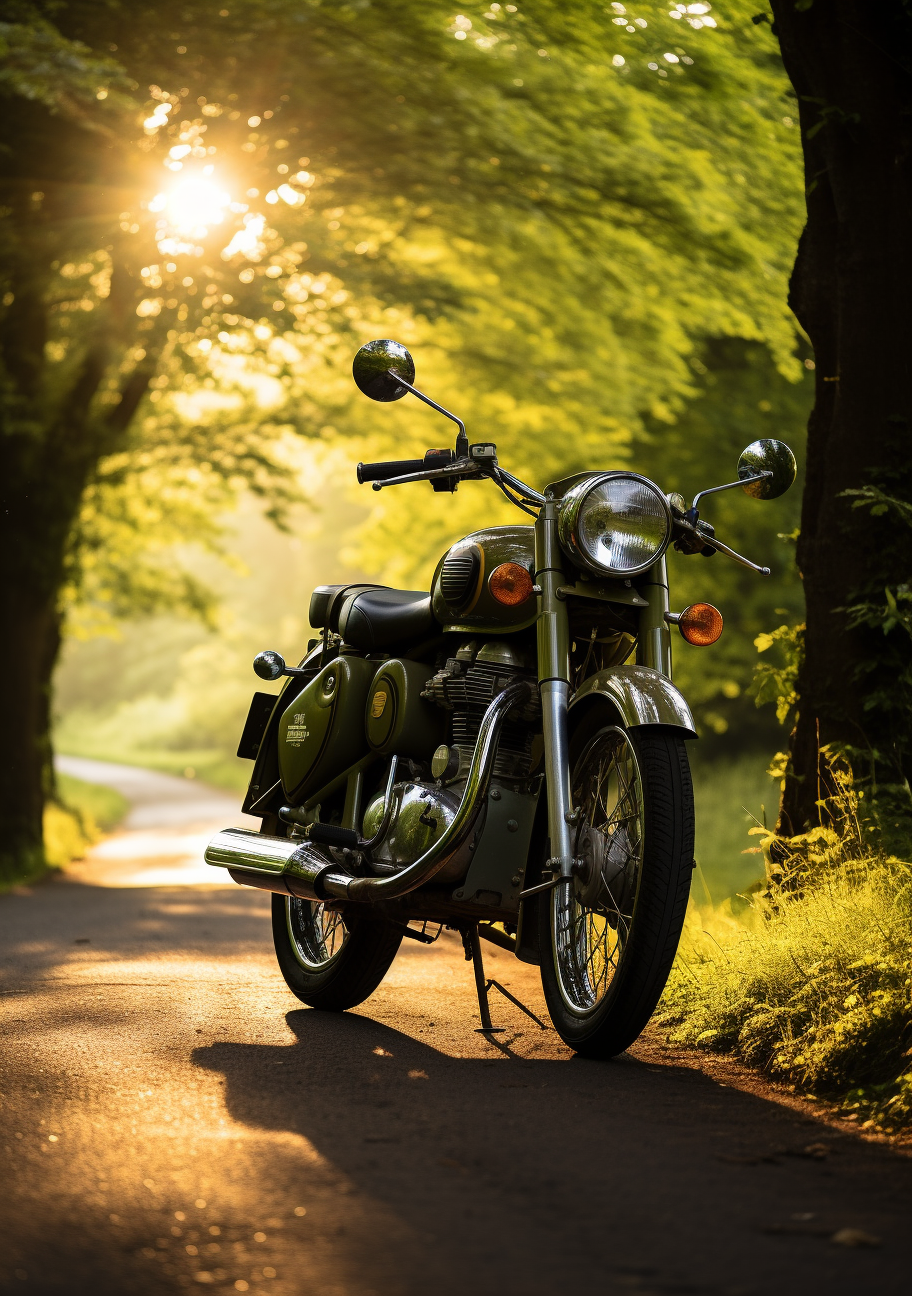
465 924 549 1034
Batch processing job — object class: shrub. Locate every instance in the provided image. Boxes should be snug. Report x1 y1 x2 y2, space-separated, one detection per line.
660 856 912 1132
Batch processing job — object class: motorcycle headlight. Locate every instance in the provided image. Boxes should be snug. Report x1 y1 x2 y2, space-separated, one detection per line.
557 473 672 578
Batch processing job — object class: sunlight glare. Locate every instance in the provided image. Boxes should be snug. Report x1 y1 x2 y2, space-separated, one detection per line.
151 177 233 238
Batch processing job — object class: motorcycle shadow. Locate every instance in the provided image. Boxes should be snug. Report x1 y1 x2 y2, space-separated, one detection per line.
190 1003 912 1296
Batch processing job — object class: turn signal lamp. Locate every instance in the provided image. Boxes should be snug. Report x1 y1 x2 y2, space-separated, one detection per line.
489 562 534 606
676 603 723 646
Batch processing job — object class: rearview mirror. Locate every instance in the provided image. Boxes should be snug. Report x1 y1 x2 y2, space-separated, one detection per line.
738 439 797 500
352 338 415 402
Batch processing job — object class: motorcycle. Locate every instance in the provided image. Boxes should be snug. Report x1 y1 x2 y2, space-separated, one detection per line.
205 338 796 1056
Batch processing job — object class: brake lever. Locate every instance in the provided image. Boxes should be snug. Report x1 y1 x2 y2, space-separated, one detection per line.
672 517 770 576
700 534 771 576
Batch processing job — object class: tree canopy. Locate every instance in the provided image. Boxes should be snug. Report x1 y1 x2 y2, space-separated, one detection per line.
0 0 811 879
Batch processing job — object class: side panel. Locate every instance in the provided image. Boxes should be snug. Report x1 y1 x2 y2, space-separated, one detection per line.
366 658 444 758
279 655 379 804
569 664 697 736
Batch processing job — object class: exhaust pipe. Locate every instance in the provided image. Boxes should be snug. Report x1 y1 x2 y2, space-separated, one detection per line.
205 678 534 905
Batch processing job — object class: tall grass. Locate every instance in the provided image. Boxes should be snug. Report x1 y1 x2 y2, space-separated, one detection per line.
661 754 912 1132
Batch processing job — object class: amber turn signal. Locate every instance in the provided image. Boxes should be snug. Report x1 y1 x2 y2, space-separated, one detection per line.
489 562 534 606
677 603 723 646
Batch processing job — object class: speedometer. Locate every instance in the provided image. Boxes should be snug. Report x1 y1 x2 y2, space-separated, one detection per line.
557 473 672 578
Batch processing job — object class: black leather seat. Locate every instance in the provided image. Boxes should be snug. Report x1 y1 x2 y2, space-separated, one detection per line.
338 588 436 651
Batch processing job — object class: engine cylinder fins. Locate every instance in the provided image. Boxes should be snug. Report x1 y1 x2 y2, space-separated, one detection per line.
440 544 484 613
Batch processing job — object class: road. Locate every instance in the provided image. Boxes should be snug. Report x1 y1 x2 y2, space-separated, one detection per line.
1 758 910 1295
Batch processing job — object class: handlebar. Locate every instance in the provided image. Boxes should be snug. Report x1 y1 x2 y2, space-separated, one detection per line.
356 458 425 484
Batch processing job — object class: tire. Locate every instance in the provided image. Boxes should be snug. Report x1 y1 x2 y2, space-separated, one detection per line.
538 712 694 1057
272 894 403 1011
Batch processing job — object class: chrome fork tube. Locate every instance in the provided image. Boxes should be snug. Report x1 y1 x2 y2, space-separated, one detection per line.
636 555 672 677
535 501 574 878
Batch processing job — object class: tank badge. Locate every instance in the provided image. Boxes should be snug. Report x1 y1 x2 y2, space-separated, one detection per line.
371 689 388 719
286 712 310 746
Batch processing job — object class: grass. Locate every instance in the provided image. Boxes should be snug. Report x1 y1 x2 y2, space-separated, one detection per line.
661 759 912 1134
41 773 130 872
54 716 251 794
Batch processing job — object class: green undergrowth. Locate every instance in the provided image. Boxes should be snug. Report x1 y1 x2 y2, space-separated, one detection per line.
41 773 130 874
55 710 251 794
660 855 912 1133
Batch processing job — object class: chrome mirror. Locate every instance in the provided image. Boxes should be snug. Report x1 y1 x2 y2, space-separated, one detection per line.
352 339 415 403
738 439 797 500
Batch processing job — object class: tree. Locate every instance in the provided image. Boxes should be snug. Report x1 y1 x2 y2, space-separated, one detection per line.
1 0 806 882
767 1 912 845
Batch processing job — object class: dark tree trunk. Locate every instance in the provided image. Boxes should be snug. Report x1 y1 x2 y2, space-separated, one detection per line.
0 257 151 882
770 1 912 839
0 588 61 884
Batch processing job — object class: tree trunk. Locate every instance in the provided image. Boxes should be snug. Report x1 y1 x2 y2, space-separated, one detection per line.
0 587 61 885
0 257 149 881
770 1 912 840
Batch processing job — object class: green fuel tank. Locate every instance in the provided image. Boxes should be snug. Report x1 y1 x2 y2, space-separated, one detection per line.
430 525 536 634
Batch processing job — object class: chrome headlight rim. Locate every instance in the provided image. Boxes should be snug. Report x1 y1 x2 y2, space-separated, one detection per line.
557 471 673 579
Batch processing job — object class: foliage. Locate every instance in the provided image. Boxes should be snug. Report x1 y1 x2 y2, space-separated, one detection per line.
2 0 810 880
660 785 912 1132
38 772 128 880
753 619 804 724
0 0 807 618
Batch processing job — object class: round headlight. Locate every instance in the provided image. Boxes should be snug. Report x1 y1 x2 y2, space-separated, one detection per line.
558 473 672 577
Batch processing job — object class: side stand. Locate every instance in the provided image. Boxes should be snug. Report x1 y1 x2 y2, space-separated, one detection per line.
465 924 549 1035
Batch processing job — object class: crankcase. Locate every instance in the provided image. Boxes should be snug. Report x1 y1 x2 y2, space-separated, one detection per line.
363 781 476 884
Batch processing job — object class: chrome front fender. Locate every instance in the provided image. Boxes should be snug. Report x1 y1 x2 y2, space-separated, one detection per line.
568 664 697 738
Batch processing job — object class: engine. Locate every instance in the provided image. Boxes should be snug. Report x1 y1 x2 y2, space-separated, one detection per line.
361 638 540 881
421 638 540 781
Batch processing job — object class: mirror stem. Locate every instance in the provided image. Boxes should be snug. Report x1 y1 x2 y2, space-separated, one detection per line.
387 370 468 456
689 471 771 517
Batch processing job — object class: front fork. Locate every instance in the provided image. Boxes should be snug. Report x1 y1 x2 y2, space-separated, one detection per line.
535 504 672 880
535 502 574 879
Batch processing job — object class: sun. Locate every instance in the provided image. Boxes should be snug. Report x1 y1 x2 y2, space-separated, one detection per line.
149 175 232 237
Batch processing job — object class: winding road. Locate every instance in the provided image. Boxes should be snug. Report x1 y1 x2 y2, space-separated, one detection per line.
1 758 910 1295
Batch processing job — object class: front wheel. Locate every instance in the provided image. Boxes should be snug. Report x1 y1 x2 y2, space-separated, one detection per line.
272 895 403 1010
538 719 694 1057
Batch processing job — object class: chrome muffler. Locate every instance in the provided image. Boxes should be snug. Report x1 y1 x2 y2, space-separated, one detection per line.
205 678 534 904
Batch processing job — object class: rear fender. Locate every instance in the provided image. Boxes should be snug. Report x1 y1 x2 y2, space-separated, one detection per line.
568 664 696 738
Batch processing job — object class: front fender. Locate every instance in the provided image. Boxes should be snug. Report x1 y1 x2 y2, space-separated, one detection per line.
568 664 697 738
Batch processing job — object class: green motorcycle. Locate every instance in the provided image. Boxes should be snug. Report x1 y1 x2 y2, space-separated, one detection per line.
205 339 796 1057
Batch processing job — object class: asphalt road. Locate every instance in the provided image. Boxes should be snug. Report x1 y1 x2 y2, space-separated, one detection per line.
2 759 911 1296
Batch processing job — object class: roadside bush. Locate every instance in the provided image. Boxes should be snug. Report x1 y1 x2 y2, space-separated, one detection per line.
40 775 128 876
659 757 912 1132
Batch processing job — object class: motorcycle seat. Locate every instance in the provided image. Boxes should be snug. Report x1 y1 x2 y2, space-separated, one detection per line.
309 583 385 633
338 588 437 651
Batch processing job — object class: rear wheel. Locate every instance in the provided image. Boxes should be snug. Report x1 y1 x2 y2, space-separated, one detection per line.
538 717 694 1057
272 895 403 1010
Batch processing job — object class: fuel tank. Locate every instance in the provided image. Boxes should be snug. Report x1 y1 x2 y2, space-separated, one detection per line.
431 525 536 633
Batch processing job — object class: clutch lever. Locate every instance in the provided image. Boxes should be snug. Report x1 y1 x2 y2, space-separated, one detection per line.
371 459 480 490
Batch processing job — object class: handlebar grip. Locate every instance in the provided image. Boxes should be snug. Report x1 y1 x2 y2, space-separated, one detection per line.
356 458 425 484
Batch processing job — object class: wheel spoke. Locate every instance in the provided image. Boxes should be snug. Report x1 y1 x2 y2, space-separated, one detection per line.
554 727 644 1015
287 897 349 970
